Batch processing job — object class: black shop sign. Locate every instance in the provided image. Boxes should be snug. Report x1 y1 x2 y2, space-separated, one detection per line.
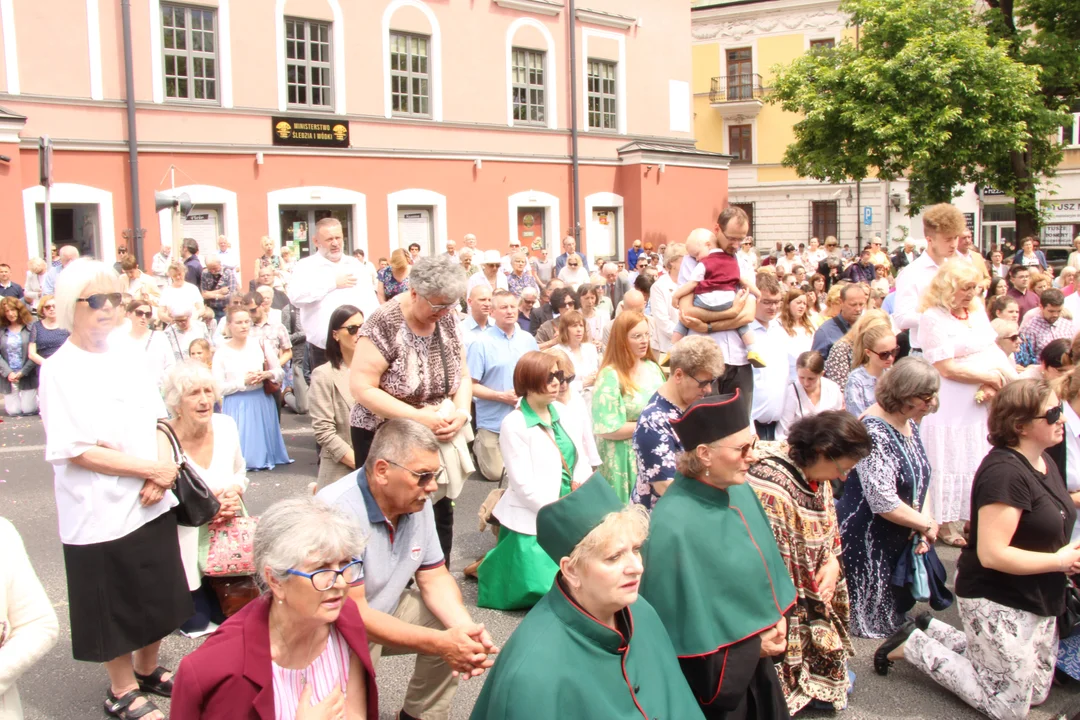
271 116 349 148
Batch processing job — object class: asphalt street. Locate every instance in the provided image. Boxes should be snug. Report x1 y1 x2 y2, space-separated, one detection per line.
3 410 1080 720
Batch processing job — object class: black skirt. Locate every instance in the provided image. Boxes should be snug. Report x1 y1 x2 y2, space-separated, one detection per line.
62 510 193 662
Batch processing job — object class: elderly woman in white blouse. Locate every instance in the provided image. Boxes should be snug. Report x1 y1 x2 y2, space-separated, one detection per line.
39 259 190 720
556 253 590 291
778 350 845 440
212 306 292 471
476 350 595 611
0 518 59 720
161 361 248 635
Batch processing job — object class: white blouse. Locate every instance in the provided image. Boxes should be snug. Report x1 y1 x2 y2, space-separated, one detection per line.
40 341 174 545
557 265 590 291
555 342 600 400
176 414 249 590
777 377 845 440
212 338 283 396
110 330 176 389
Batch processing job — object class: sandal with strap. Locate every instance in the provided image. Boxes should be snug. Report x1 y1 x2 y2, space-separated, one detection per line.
134 666 174 698
105 689 161 720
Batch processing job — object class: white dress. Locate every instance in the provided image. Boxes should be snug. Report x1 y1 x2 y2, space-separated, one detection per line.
176 414 249 590
919 307 1011 523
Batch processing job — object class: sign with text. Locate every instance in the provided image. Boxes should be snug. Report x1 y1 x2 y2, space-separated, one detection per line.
1044 200 1080 224
271 116 350 148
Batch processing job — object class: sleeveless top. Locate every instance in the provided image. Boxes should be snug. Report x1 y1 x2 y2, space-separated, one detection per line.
271 627 351 720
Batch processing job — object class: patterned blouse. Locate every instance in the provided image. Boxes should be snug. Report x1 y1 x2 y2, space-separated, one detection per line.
377 266 410 300
506 271 539 298
29 321 69 360
844 366 878 418
630 392 683 511
350 297 462 431
824 339 854 390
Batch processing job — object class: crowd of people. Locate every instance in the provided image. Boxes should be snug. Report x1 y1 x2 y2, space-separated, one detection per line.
5 206 1080 720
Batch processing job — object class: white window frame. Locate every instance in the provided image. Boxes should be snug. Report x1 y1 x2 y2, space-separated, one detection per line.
274 0 345 114
583 192 624 262
382 0 442 122
266 186 368 254
506 190 560 252
160 2 221 104
157 184 239 250
804 33 841 51
87 0 103 99
1060 112 1080 149
23 183 116 263
580 29 626 135
505 18 557 130
388 31 432 118
724 117 759 166
387 189 447 252
284 17 333 111
149 0 233 107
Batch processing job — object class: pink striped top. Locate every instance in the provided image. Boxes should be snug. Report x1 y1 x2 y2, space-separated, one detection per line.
271 627 351 720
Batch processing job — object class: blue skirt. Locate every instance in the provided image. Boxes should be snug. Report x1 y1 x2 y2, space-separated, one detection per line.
222 388 293 471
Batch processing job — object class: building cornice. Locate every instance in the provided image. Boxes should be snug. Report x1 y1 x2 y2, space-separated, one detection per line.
692 0 845 42
575 7 637 30
492 0 563 16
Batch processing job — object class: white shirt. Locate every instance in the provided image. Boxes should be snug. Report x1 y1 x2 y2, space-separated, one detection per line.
649 274 679 352
736 249 759 270
160 282 204 317
218 246 242 283
40 341 174 545
750 318 790 424
120 271 160 302
554 342 599 400
466 271 508 296
151 251 172 287
1065 292 1080 322
892 250 955 349
110 329 176 388
784 326 814 381
165 320 212 359
777 377 845 440
775 255 799 275
557 265 591 291
805 249 827 267
212 338 283 395
287 253 378 348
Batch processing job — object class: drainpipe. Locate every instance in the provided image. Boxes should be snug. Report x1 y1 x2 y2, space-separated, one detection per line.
568 0 582 246
121 0 143 263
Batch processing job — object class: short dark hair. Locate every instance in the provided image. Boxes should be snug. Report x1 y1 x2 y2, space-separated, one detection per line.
120 255 138 272
785 410 872 469
549 287 579 311
1008 263 1030 279
717 206 749 233
987 294 1018 319
183 238 199 254
1041 338 1073 370
633 273 655 295
324 304 363 370
125 298 151 313
0 263 8 270
408 243 421 251
1040 288 1065 307
988 379 1053 448
756 272 782 296
513 350 557 397
784 244 795 253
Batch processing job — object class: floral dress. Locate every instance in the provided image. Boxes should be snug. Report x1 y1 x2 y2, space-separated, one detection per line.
591 362 665 502
377 266 410 301
506 271 539 298
630 392 683 511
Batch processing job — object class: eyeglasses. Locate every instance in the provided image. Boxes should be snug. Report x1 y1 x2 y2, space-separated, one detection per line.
339 324 363 336
384 458 445 486
422 296 458 312
132 309 153 319
286 558 364 591
41 304 55 310
77 293 122 310
690 375 717 389
548 371 576 385
870 348 900 360
714 436 758 459
1037 404 1065 425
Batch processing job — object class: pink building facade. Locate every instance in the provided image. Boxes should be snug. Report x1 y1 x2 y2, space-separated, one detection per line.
0 0 730 276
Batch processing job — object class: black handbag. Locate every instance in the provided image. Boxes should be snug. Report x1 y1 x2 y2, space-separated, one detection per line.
157 420 221 527
1060 579 1080 638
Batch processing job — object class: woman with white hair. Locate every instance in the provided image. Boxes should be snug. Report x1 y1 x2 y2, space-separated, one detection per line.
38 259 190 720
161 360 248 635
22 257 48 311
172 496 378 718
919 259 1017 546
556 253 589 291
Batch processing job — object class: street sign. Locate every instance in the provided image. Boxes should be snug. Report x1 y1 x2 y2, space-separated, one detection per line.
863 206 873 226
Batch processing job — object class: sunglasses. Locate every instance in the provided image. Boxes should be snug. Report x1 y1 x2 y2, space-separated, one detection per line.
132 309 153 319
1005 334 1020 342
41 304 55 310
870 348 900 360
1037 404 1065 425
339 324 363 336
715 436 758 459
548 371 576 385
568 263 580 268
384 458 446 486
77 293 122 310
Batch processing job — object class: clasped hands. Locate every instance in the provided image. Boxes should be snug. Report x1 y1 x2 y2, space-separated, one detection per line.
440 622 499 679
414 405 468 443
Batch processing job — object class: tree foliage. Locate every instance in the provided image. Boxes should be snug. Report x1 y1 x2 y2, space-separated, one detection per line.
768 0 1074 229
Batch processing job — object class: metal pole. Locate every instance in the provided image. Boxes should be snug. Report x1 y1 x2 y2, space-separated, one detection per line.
568 0 582 248
121 0 143 264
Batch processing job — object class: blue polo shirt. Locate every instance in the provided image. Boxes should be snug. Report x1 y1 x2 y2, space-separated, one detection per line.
316 468 444 615
466 324 539 432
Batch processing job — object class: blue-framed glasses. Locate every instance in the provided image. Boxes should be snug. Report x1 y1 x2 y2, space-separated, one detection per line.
286 558 364 591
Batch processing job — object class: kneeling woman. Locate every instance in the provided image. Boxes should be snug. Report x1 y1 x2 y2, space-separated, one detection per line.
477 351 594 610
471 476 705 719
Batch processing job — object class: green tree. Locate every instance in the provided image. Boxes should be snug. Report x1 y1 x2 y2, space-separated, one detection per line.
769 0 1075 237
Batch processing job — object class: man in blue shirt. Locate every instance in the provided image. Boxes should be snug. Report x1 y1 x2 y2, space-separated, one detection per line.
467 290 539 481
812 282 866 358
41 245 79 295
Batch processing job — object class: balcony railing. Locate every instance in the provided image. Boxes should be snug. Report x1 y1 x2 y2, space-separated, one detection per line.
710 74 766 104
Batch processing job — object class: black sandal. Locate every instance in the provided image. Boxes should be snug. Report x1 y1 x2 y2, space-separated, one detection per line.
874 619 917 676
134 666 174 698
105 689 161 719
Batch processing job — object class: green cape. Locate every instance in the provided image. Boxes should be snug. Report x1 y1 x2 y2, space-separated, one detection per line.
470 579 706 719
639 473 797 656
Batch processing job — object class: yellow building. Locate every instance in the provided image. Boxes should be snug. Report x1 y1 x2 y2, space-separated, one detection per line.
691 0 1080 252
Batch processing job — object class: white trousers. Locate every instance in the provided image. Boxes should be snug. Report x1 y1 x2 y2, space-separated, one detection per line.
3 389 37 415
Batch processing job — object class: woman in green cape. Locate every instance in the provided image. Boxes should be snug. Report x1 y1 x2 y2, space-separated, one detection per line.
470 474 705 719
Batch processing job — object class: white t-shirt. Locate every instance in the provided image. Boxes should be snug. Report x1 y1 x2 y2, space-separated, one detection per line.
40 341 174 545
110 329 177 389
161 282 205 317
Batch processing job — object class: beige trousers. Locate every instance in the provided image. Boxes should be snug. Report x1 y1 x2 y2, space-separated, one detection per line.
473 428 505 482
368 589 460 720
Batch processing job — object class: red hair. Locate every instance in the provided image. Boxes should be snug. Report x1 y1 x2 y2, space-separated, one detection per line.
599 311 656 393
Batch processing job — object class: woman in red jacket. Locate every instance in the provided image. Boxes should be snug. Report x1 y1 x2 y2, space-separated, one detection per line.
172 496 378 719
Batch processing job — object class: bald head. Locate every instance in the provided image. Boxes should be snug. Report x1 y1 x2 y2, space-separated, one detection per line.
621 289 646 314
59 246 80 265
467 284 493 322
685 228 717 259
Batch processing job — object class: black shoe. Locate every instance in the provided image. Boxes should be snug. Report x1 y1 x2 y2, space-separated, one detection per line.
874 620 916 676
913 611 933 633
399 712 420 720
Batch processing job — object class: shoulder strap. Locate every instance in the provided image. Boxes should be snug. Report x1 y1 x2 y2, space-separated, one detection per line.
433 324 451 397
156 420 183 464
145 330 155 351
539 424 572 475
792 382 803 414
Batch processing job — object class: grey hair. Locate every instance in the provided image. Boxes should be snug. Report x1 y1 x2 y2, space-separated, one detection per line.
365 418 440 477
203 253 221 267
54 258 120 332
459 248 474 260
162 360 221 415
520 285 539 300
601 262 618 274
990 318 1019 340
668 335 725 377
511 251 528 263
875 356 941 414
663 243 687 270
409 255 467 302
254 496 367 592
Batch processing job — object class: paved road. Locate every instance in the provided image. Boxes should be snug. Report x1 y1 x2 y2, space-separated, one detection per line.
3 411 1080 719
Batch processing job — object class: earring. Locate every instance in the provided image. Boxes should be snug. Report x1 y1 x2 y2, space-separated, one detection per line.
705 469 710 477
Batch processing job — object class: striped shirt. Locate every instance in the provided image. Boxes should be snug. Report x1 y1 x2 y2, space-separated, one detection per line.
271 627 350 719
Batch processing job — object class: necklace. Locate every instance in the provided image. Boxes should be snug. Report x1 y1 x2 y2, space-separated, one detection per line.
951 307 969 320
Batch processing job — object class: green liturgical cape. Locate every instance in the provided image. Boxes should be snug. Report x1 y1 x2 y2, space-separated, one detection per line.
639 473 797 656
470 579 706 720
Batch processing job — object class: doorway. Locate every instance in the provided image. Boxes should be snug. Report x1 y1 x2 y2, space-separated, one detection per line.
590 207 620 261
516 207 546 253
397 207 434 257
278 205 352 258
981 204 1016 252
35 203 100 259
811 200 839 241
